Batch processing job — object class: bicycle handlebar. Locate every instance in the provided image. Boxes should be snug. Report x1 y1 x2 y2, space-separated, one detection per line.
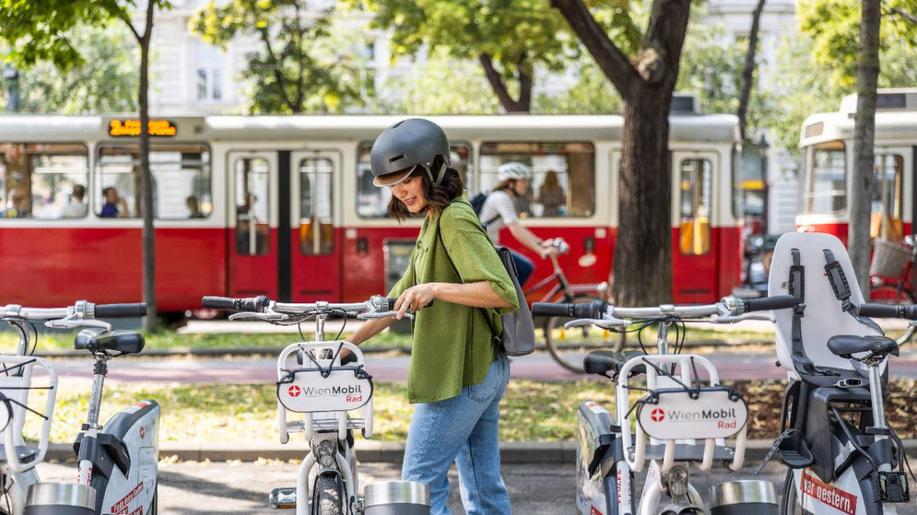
202 296 269 312
857 302 917 320
532 300 607 318
0 301 146 321
532 295 798 323
203 295 397 316
738 295 799 313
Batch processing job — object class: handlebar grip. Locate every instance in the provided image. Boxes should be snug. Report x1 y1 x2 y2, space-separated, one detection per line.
532 300 606 319
857 303 917 320
741 295 799 313
202 296 269 312
95 303 147 317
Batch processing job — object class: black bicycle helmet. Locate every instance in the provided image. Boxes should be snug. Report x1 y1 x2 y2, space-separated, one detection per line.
370 118 451 187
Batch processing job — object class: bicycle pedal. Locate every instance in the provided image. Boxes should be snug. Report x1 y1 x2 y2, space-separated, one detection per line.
269 487 298 509
875 471 910 503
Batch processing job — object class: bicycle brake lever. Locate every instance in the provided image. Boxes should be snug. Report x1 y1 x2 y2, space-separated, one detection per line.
229 312 289 322
45 318 112 331
713 313 772 324
358 311 413 320
564 318 629 330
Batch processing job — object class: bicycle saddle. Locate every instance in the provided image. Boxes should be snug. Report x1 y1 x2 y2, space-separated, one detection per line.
827 334 899 360
75 330 145 355
583 350 646 377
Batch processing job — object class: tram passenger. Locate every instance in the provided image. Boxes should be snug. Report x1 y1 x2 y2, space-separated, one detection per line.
479 162 558 285
99 186 120 218
537 170 566 217
348 118 517 515
3 189 28 218
186 195 205 218
61 184 88 218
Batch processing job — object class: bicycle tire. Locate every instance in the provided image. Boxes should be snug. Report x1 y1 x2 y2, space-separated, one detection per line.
868 284 917 304
544 294 607 374
312 473 344 515
780 468 802 515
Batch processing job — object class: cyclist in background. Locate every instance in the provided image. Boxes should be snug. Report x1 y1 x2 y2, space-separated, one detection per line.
479 162 558 285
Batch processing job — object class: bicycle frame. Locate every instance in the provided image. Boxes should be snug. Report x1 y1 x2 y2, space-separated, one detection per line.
526 254 608 304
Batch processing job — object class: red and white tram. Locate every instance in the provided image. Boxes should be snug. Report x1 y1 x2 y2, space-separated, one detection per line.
0 113 741 316
798 88 917 241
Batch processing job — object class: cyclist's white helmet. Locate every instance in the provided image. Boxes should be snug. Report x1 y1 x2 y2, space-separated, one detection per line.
497 162 531 182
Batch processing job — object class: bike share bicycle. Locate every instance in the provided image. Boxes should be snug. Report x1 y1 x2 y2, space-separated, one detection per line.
202 295 430 515
0 301 159 515
762 232 913 515
533 293 800 515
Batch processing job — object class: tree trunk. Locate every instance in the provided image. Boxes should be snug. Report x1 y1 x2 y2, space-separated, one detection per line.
849 0 881 296
478 53 532 113
737 0 766 142
614 90 673 305
138 4 157 332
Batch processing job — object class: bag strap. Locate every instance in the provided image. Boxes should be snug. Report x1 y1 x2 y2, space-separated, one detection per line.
435 212 502 343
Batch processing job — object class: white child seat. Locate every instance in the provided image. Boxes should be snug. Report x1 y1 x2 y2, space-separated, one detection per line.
767 232 883 380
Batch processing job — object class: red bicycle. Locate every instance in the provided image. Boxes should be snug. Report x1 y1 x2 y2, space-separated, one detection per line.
528 238 612 373
869 235 917 303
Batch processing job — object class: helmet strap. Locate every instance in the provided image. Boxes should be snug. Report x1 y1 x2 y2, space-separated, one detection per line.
420 162 447 185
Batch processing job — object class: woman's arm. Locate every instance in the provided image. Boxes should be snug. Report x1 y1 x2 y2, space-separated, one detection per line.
507 221 556 258
394 281 512 318
347 316 395 345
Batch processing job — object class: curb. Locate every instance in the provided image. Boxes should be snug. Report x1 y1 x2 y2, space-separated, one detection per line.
44 440 917 464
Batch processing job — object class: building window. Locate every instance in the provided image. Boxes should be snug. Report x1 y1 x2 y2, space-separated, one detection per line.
196 44 223 102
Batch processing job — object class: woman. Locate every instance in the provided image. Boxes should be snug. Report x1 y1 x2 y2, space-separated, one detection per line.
479 162 558 286
348 118 518 515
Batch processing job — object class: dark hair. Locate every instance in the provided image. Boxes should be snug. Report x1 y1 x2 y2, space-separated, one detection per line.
102 186 115 196
387 158 464 221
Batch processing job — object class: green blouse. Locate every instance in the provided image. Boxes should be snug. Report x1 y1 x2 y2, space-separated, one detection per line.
388 198 519 403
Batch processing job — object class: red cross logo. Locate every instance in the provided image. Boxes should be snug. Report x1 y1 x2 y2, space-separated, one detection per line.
139 426 145 439
651 408 665 422
288 385 302 398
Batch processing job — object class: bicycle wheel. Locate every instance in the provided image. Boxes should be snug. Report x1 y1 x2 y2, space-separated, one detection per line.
544 295 609 374
780 468 802 515
869 284 916 304
312 473 344 515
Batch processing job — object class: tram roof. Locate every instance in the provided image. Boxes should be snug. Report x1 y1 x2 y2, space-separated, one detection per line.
800 110 917 147
0 113 739 144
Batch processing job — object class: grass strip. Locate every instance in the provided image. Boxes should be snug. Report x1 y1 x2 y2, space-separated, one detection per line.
26 379 915 446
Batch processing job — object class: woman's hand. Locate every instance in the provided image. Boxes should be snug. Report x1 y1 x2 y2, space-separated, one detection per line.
394 283 438 319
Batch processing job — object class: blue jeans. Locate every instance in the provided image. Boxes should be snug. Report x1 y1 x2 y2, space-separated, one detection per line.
402 354 511 515
509 249 534 286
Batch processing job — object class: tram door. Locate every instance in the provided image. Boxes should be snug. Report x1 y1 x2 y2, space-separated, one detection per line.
227 151 278 299
672 151 719 302
290 151 341 301
871 148 909 239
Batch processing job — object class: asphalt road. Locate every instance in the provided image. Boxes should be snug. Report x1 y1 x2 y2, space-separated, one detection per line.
42 348 917 386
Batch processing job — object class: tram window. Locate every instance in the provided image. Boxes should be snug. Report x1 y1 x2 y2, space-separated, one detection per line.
96 144 212 219
679 158 713 255
0 143 89 219
479 142 594 218
804 142 846 214
356 143 472 218
871 153 904 239
234 156 270 256
731 144 743 219
300 157 334 255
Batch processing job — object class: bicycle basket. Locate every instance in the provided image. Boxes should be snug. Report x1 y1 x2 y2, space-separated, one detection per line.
870 238 911 277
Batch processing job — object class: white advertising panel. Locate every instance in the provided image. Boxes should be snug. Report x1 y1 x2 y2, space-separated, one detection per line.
636 389 747 440
277 369 372 413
